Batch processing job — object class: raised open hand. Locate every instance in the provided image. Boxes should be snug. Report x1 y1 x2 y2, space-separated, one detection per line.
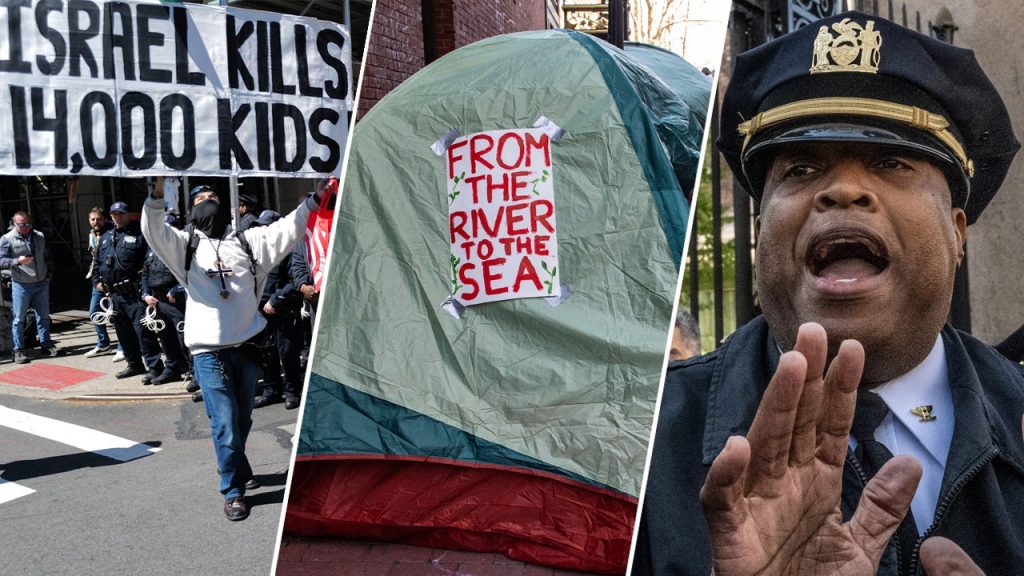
700 322 922 576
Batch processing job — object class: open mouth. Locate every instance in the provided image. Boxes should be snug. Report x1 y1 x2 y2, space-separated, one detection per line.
806 229 889 282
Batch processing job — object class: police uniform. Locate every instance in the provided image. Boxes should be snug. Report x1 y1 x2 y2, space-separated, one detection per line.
238 194 262 232
93 204 161 378
256 248 306 408
141 245 190 382
634 11 1023 576
249 210 305 409
289 240 316 378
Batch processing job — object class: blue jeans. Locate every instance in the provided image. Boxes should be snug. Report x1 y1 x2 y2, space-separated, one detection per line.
12 281 52 351
193 347 259 499
88 288 111 348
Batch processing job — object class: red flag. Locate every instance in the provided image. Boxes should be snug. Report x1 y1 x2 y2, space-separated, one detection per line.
305 177 338 292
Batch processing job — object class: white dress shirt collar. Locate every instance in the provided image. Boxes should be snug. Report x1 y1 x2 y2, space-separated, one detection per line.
861 335 954 533
870 336 954 467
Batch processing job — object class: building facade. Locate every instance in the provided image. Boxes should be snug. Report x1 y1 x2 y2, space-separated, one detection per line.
357 0 555 118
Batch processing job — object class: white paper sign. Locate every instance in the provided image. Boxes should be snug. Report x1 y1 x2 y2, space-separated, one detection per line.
0 0 352 177
446 128 559 306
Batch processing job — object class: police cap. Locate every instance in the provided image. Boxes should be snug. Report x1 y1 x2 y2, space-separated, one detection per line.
189 185 218 200
718 10 1019 224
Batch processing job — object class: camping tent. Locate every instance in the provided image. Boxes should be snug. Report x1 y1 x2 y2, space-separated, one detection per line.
285 30 703 573
625 41 712 128
624 41 712 202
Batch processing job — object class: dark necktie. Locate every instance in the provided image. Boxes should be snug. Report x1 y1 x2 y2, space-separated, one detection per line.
851 391 892 477
851 390 919 574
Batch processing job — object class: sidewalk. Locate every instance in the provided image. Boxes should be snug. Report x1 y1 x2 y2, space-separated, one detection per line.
0 311 195 400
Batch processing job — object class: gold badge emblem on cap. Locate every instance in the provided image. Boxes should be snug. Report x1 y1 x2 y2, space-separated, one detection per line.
810 18 881 74
910 405 937 422
739 15 976 181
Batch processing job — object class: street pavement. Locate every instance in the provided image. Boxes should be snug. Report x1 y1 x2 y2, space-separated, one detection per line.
0 313 299 575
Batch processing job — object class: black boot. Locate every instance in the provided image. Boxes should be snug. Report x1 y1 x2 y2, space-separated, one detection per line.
151 369 182 385
254 394 283 409
116 364 147 379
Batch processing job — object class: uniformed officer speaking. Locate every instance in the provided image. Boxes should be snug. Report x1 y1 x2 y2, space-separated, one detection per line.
635 11 1023 576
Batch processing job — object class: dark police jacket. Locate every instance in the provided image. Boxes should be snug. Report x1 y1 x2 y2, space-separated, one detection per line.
93 222 148 290
141 249 184 303
633 316 1024 576
289 242 311 290
262 256 301 316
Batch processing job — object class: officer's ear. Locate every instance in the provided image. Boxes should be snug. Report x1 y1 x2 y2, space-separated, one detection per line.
952 207 967 266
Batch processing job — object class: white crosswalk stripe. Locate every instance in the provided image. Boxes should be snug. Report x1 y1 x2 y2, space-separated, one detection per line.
0 405 160 503
0 478 35 505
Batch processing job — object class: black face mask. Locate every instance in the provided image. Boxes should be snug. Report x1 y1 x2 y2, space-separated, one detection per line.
190 199 230 238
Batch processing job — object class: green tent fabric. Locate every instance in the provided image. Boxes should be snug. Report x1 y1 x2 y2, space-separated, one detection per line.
624 42 713 126
299 29 692 497
289 30 703 571
623 42 712 199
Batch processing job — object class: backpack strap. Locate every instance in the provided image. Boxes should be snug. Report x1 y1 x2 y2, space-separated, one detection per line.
183 224 200 286
235 230 259 298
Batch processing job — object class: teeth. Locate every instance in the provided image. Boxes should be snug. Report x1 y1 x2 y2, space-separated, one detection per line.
835 278 858 283
818 239 852 260
813 237 883 262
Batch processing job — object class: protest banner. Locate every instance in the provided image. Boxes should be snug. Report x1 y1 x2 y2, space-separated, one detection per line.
447 128 559 306
0 0 352 177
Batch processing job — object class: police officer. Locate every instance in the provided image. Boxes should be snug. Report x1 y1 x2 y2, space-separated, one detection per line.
238 193 263 232
93 202 161 380
253 210 306 410
140 214 190 385
635 11 1023 576
289 237 317 397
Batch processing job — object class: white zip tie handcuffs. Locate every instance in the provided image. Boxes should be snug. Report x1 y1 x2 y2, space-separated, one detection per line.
90 296 116 326
141 304 166 333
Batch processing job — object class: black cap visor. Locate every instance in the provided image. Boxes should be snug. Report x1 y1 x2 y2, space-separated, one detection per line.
743 119 969 208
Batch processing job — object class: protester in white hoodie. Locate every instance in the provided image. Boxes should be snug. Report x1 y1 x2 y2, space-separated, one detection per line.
142 178 320 521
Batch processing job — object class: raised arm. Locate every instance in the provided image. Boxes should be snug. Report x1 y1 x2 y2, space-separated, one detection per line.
141 178 190 287
242 194 317 273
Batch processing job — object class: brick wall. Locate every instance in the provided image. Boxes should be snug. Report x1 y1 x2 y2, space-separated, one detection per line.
358 0 548 118
448 0 547 50
356 0 425 120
